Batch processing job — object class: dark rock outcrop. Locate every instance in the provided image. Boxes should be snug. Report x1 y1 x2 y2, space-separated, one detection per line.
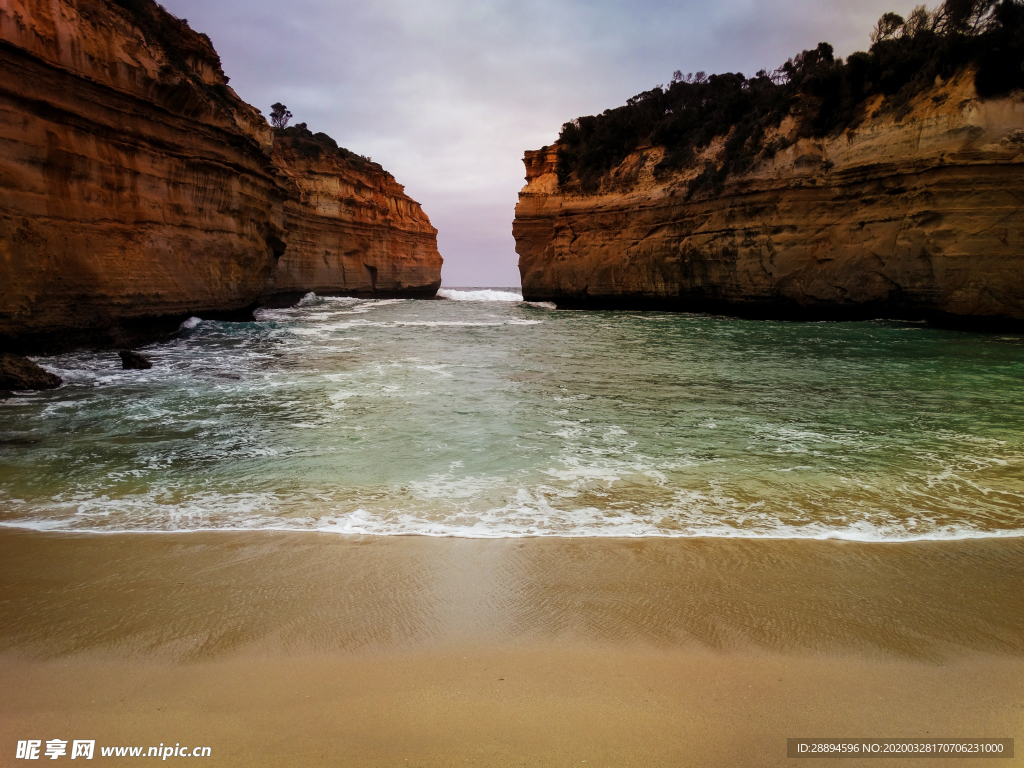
119 350 152 370
0 353 62 391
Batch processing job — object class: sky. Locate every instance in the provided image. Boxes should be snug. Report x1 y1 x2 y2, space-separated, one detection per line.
162 0 916 287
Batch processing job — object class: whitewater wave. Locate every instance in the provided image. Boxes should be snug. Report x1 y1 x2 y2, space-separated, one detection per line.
438 288 523 302
2 507 1021 542
2 477 1022 542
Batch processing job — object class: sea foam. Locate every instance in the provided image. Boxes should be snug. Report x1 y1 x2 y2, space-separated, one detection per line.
437 288 524 302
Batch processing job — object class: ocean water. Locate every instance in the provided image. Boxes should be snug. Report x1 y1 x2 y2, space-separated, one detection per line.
1 290 1022 540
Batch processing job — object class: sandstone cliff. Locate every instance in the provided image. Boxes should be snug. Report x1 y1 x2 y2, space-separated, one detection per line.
0 0 286 350
270 128 441 299
0 0 441 352
515 72 1024 325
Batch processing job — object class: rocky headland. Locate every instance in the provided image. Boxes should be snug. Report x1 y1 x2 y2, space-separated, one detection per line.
0 0 441 355
515 3 1024 326
270 126 441 301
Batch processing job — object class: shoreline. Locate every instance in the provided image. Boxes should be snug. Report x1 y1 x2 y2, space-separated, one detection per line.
3 520 1024 543
2 530 1022 766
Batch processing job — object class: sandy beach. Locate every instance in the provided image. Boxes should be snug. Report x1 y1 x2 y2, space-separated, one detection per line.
1 530 1022 766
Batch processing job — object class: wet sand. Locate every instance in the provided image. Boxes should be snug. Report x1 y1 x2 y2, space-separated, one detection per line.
1 530 1022 766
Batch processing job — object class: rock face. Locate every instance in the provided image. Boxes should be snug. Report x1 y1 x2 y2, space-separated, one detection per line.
0 353 61 391
118 350 152 370
514 73 1024 325
0 0 441 352
271 133 442 299
0 0 286 350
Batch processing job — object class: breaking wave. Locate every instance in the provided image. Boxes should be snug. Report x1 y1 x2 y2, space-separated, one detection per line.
437 288 524 302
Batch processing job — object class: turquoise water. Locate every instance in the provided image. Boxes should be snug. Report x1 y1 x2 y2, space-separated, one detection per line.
1 289 1023 539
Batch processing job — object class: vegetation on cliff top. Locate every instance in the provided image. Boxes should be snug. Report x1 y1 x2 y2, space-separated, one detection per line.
102 2 385 174
270 103 293 129
273 123 385 173
555 0 1024 195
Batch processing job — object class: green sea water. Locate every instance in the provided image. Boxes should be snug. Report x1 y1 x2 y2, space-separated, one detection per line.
1 289 1022 539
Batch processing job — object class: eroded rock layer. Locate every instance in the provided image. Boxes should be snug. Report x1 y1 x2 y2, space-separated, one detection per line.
0 0 441 351
0 0 287 349
514 74 1024 325
271 135 441 299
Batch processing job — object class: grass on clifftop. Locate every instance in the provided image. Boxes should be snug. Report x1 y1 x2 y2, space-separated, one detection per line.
555 0 1024 196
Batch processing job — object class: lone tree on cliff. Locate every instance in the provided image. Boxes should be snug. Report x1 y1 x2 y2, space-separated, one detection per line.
269 103 292 129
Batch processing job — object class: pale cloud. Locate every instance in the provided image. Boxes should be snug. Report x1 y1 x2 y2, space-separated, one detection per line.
162 0 917 286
